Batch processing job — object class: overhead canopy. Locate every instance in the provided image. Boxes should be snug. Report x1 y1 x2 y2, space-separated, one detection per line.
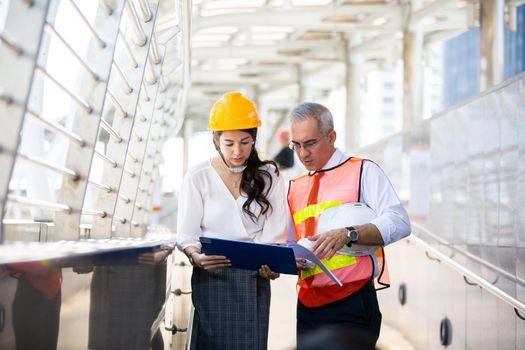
179 0 484 129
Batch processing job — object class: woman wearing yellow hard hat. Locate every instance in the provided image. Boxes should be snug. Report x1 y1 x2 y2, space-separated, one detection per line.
177 92 287 349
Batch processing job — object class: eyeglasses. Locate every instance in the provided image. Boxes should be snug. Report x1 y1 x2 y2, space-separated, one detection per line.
288 139 318 152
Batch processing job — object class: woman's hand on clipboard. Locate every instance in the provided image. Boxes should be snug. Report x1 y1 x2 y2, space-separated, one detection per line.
191 252 231 271
258 265 280 280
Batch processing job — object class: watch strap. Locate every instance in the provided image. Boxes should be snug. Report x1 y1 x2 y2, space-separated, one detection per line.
345 226 358 247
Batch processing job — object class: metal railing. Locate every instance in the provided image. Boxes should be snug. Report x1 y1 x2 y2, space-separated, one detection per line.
0 0 191 242
410 222 525 318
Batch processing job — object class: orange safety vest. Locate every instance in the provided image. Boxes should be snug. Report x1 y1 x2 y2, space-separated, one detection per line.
288 157 388 307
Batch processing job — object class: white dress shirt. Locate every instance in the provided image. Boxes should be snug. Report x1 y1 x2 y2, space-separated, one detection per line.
177 159 288 251
288 148 411 246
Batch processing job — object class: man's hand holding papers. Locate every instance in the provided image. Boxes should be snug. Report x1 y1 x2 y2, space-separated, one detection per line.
289 239 343 286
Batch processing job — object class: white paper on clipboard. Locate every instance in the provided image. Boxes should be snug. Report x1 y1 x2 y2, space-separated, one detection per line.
289 243 343 286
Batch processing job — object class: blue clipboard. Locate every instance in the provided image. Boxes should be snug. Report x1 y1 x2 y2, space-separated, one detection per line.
199 237 298 275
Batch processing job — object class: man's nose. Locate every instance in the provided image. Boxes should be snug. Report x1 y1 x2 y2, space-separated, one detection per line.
297 147 310 157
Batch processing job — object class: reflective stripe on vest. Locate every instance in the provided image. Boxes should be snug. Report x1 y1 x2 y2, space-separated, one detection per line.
300 254 357 279
293 200 343 224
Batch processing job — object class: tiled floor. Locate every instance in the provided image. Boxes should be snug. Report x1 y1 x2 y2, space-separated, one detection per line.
268 275 415 350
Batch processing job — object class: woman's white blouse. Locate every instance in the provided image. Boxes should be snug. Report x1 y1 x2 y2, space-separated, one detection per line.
177 159 288 251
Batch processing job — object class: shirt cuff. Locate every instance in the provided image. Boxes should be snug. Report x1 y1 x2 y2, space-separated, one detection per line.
371 216 396 246
178 242 202 252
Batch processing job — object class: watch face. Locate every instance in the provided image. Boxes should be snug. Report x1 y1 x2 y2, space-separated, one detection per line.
347 227 358 242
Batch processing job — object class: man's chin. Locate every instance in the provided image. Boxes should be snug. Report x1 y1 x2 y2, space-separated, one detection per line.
302 161 316 171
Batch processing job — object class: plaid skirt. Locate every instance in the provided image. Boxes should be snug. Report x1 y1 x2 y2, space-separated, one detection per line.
190 267 271 350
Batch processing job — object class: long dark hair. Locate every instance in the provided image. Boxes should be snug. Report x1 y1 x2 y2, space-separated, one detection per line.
214 128 279 221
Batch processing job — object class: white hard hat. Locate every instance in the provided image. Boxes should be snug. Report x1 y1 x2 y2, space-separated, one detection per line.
317 202 376 232
317 202 378 256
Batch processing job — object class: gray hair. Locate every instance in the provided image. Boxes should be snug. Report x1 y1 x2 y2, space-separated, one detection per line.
288 102 334 136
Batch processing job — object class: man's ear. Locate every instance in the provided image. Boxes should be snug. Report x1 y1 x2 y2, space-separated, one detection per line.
328 130 337 144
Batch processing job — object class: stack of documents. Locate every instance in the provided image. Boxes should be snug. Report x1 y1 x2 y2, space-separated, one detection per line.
200 237 342 286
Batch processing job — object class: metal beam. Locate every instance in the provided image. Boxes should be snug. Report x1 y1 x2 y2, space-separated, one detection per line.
54 0 125 240
192 43 343 62
0 0 50 242
479 0 505 91
193 6 402 33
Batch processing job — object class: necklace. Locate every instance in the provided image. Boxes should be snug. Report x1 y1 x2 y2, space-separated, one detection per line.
230 173 242 188
233 177 241 188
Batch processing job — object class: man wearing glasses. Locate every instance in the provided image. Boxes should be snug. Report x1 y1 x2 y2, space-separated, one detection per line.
287 102 411 349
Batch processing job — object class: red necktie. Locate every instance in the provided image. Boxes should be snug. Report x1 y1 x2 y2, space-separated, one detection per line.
304 172 324 236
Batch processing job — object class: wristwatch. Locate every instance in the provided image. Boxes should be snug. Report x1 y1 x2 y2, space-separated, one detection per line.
345 226 359 247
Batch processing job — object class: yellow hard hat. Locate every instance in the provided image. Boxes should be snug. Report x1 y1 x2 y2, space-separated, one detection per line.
208 92 262 131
